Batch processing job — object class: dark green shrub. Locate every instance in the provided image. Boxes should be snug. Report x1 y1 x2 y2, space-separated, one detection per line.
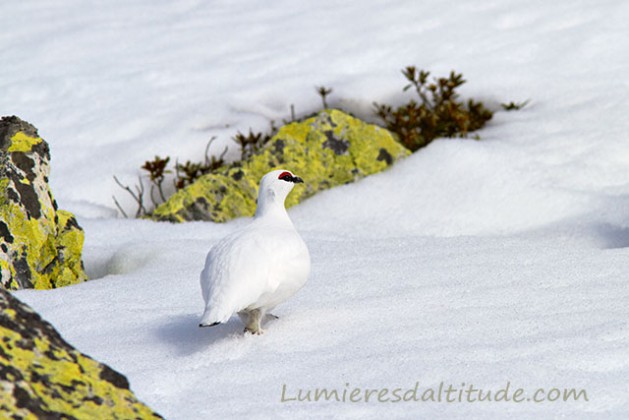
374 66 493 151
316 86 333 109
173 138 228 190
233 129 273 161
501 100 529 111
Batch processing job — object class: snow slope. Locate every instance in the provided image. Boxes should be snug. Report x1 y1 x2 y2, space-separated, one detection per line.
3 0 629 418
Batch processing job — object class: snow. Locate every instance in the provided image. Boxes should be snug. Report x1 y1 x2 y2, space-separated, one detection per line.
3 0 629 418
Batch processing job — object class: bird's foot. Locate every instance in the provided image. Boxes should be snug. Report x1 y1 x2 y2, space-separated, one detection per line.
244 327 264 335
265 313 279 320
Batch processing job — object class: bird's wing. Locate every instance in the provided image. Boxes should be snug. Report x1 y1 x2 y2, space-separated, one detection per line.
200 227 281 322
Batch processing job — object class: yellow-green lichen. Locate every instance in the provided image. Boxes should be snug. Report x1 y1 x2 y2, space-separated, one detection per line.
152 171 258 222
54 210 87 287
8 132 42 153
0 258 11 283
0 178 11 219
1 166 87 290
1 200 53 289
0 290 161 418
152 109 410 223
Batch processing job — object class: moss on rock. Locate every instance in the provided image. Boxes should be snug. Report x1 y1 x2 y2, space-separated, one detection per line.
0 288 162 418
0 116 88 290
152 109 410 222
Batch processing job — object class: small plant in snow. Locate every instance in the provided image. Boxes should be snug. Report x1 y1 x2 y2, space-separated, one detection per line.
174 137 228 190
113 137 227 218
501 100 529 111
141 155 170 205
316 86 333 109
374 66 493 151
233 129 273 161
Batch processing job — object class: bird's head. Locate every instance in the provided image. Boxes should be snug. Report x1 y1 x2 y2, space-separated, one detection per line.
256 169 304 215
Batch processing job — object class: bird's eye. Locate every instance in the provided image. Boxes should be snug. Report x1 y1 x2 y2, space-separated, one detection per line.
278 171 292 181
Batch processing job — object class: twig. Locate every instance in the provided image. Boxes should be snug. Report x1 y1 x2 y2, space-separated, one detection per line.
149 185 159 208
174 158 181 189
112 195 128 218
157 181 167 203
113 175 146 218
219 146 228 161
204 136 217 166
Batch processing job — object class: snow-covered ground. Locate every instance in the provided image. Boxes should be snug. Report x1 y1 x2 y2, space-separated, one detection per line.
3 0 629 418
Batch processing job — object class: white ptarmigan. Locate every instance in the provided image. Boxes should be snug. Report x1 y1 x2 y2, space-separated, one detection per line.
199 169 310 334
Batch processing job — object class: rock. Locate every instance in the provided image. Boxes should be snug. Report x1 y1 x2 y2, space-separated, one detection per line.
0 116 88 290
0 289 162 418
152 109 410 222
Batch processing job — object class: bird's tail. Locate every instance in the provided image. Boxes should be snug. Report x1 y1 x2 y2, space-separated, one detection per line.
199 305 232 328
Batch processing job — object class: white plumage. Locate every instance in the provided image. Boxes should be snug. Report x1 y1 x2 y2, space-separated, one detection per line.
199 169 311 334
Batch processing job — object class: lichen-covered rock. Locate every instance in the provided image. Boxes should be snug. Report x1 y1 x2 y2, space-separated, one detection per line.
0 116 88 290
152 109 410 222
0 289 162 418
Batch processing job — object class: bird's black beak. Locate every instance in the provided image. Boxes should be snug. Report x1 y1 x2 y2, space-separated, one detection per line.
292 176 304 184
